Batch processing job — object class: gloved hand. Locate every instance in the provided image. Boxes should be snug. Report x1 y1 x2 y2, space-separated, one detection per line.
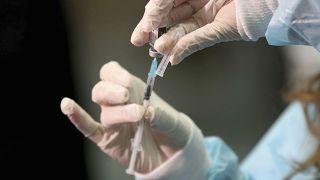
131 0 278 65
60 61 192 174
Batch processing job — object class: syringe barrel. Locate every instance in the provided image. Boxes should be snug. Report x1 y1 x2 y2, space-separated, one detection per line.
149 27 167 58
126 118 145 175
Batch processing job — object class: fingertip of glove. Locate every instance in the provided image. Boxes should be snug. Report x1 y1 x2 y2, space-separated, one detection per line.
169 55 181 66
104 60 120 68
154 34 177 55
144 106 155 121
100 61 131 87
60 97 75 115
130 35 144 47
130 27 150 47
100 61 120 75
154 39 170 55
135 104 146 121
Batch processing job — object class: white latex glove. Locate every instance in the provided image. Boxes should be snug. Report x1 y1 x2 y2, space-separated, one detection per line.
131 0 278 65
60 61 193 174
131 0 240 65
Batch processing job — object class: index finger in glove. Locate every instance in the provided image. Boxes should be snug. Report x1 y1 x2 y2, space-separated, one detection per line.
141 0 206 31
155 0 238 64
131 0 174 46
169 2 239 65
153 18 199 55
100 104 145 127
99 61 131 88
60 97 104 143
131 0 208 46
91 81 129 106
154 0 220 55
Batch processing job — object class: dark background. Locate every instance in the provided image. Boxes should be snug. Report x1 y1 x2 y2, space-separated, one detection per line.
0 0 291 179
0 0 87 179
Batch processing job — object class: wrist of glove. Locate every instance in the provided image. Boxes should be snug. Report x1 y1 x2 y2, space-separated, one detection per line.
61 61 192 174
234 0 278 41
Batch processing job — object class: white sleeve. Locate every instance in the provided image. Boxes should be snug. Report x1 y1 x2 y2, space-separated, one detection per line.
234 0 278 41
135 116 211 180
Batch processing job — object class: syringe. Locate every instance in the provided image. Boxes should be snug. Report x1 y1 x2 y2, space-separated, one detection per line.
156 32 181 77
126 58 158 175
126 27 166 175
